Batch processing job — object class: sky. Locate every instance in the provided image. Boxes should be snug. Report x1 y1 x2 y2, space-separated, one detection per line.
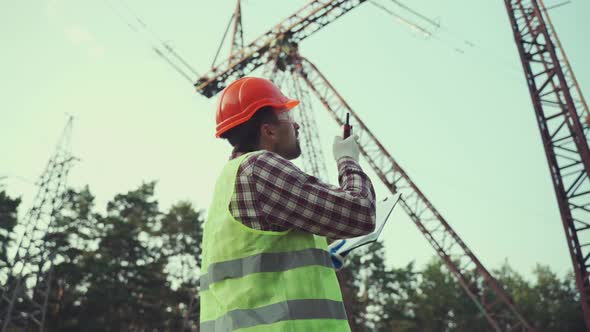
1 0 589 280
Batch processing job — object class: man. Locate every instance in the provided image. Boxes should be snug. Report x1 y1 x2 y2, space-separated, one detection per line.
200 77 376 331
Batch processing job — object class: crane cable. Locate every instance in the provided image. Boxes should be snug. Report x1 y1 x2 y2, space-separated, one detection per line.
369 1 432 37
103 0 200 83
373 0 524 78
212 12 237 68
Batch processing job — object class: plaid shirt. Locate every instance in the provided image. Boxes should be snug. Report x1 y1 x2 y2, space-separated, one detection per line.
229 150 376 239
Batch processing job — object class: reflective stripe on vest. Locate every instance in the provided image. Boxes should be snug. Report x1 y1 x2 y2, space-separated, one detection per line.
200 299 347 331
200 152 350 331
200 247 332 291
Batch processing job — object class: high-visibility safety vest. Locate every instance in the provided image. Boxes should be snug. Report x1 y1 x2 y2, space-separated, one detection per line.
200 152 351 331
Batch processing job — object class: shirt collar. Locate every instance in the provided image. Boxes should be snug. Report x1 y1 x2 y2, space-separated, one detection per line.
230 148 246 160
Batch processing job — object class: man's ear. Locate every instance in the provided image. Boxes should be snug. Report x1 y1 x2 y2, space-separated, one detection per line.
260 122 278 141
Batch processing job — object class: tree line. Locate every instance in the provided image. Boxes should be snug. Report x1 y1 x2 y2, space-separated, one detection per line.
0 183 584 331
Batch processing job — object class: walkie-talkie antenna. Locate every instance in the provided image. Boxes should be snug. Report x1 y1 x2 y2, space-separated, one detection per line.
343 113 352 138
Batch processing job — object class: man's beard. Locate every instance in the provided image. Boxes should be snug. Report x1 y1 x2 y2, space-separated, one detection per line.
294 140 302 158
284 139 302 160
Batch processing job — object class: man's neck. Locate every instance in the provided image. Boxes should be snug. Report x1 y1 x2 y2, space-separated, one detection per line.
229 147 264 160
230 142 275 160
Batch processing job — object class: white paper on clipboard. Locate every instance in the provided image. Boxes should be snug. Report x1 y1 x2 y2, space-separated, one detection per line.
329 193 401 257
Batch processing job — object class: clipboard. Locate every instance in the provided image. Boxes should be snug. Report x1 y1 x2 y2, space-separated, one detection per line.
329 193 401 258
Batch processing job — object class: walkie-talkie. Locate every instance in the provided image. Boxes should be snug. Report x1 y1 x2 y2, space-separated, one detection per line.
343 113 352 139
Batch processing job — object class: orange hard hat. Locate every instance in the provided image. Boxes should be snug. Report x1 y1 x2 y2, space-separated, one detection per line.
215 77 300 138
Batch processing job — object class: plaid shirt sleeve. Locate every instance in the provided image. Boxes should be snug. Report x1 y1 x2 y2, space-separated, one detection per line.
235 150 376 239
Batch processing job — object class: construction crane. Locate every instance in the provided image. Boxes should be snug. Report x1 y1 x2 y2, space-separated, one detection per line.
193 1 535 331
504 0 590 329
0 117 75 332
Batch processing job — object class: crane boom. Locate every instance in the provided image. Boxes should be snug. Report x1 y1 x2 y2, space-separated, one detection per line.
505 0 590 328
195 0 368 97
296 55 535 331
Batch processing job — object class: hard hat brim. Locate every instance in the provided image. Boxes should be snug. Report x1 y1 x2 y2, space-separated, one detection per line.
215 98 300 138
282 99 300 111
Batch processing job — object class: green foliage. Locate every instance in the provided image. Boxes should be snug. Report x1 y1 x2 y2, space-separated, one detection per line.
0 190 21 279
341 242 419 331
344 246 584 332
494 262 585 332
1 183 584 331
1 183 204 331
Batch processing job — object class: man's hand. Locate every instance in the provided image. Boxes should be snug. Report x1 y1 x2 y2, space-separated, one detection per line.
331 252 345 270
328 239 347 270
333 135 360 163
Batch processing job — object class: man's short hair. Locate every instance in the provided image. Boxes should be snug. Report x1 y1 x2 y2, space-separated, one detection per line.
220 107 279 153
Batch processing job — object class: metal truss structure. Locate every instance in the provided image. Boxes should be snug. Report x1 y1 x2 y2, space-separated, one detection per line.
505 0 590 329
1 118 75 332
193 1 541 330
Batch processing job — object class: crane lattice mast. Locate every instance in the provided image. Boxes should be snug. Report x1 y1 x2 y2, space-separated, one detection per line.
1 117 75 332
504 0 590 329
